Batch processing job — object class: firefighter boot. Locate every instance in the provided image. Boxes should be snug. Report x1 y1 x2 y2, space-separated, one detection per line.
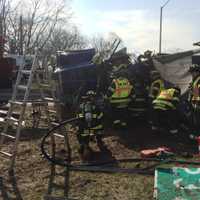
96 135 107 152
121 121 127 129
80 144 92 162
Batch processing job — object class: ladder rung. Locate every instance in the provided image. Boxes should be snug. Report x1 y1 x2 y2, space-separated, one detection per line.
0 110 8 115
51 122 60 126
48 110 56 114
0 110 20 118
0 117 5 123
5 117 19 123
1 117 24 126
9 100 24 105
1 133 16 140
0 151 12 157
21 70 31 75
17 85 28 90
44 97 55 102
53 133 64 138
40 84 50 88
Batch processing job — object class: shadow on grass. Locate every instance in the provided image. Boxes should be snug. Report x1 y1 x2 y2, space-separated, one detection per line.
90 144 117 164
109 117 197 156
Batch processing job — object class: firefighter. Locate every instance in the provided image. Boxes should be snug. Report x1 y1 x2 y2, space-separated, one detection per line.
128 73 148 120
110 48 131 73
152 87 181 134
76 90 104 161
149 70 165 102
106 70 134 128
148 70 165 124
188 64 200 133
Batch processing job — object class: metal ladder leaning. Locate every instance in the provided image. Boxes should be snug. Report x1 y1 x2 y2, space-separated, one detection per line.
0 51 46 171
36 57 72 199
0 50 64 169
0 50 71 199
43 82 72 200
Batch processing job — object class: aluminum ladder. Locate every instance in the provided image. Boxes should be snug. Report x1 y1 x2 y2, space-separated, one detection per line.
0 51 46 170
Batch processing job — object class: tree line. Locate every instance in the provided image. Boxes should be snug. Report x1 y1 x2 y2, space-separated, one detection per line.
0 0 121 63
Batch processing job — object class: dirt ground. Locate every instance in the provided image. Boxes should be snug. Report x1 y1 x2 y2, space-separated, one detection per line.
0 113 199 200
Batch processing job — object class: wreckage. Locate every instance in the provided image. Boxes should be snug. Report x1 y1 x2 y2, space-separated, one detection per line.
1 42 200 107
53 47 200 104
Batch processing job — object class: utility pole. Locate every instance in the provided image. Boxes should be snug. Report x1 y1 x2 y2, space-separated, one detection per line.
0 16 3 58
159 0 171 54
19 15 23 55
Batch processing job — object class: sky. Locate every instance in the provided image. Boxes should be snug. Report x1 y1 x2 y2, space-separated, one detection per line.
71 0 200 53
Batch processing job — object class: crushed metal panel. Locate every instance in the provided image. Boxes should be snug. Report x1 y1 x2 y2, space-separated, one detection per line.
153 49 200 94
56 48 96 68
153 55 192 94
154 167 200 200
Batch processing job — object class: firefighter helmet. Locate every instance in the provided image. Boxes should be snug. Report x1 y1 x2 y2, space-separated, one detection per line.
173 85 181 94
150 70 161 79
189 64 200 73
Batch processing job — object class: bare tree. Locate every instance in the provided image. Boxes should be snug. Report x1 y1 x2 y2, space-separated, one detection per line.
0 0 10 57
6 0 71 55
40 25 87 68
90 32 123 60
90 34 112 54
46 26 87 53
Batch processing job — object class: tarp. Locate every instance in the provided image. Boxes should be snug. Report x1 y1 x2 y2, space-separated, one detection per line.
154 167 200 200
153 49 200 94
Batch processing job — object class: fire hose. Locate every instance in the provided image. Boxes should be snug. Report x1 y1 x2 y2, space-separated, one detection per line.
41 118 200 175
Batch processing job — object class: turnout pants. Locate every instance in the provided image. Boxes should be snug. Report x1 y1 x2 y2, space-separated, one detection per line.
111 106 128 127
77 126 103 153
152 109 179 133
191 107 200 133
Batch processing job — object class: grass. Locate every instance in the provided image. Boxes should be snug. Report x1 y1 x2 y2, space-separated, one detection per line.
0 108 199 200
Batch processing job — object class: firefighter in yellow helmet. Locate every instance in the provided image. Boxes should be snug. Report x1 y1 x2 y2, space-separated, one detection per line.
148 70 165 124
106 69 135 128
149 70 165 102
76 90 105 161
188 64 200 133
152 86 181 134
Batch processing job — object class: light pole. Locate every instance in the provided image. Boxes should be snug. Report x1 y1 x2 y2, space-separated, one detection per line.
159 0 171 54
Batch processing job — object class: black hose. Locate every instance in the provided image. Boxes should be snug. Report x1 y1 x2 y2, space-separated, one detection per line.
41 118 200 170
41 117 78 167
